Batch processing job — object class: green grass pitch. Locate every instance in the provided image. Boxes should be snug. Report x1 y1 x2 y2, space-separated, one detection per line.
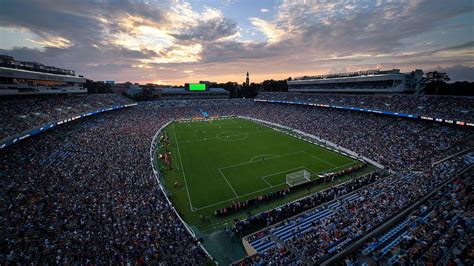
157 117 364 231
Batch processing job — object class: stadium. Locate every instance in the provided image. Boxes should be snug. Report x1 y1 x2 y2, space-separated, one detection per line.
1 1 473 265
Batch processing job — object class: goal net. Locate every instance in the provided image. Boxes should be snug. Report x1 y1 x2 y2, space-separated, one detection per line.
286 170 311 187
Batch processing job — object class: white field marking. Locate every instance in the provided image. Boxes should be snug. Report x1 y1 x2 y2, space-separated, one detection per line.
192 181 286 212
218 135 248 142
172 123 195 211
194 166 311 211
216 131 249 142
261 176 272 187
260 166 307 187
249 154 278 163
219 151 305 171
218 168 239 197
177 129 269 144
301 151 337 167
181 121 239 128
192 161 360 212
312 160 362 178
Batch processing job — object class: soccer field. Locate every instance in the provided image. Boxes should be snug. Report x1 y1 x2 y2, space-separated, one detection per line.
158 117 364 230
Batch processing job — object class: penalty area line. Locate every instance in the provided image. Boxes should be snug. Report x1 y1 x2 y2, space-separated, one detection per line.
218 168 239 197
191 162 361 212
260 166 308 187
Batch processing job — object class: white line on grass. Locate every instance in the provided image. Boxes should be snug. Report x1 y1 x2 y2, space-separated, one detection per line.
218 151 305 171
302 151 337 167
218 168 239 197
261 177 272 187
216 131 249 142
178 129 269 144
193 161 361 212
194 166 313 212
172 123 195 211
249 154 278 162
192 181 287 212
314 160 361 176
181 121 239 127
260 166 307 186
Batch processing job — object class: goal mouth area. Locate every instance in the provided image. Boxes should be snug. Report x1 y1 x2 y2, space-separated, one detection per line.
286 169 312 187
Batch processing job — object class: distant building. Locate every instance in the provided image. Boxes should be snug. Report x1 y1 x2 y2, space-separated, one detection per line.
112 82 133 94
105 80 115 86
0 55 86 96
152 87 229 100
245 72 250 86
126 84 142 97
287 69 426 94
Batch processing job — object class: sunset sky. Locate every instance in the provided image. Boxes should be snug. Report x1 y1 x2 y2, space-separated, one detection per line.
0 0 473 85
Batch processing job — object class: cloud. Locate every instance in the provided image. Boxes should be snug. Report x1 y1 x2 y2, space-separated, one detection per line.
0 0 168 48
167 4 239 43
170 16 238 42
249 17 285 43
270 0 473 55
0 0 472 83
431 65 474 82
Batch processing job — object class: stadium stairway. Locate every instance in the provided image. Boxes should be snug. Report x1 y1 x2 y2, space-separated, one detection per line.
200 109 209 118
41 142 76 166
465 153 474 164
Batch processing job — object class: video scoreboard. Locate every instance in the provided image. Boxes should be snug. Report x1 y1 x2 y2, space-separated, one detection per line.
185 83 207 91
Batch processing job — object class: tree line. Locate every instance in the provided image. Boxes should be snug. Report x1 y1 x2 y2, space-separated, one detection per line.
425 71 473 96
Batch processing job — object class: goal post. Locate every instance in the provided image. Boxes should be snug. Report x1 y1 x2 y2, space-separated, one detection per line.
286 170 311 187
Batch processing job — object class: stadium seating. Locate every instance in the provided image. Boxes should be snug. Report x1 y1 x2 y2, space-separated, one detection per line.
355 168 472 265
0 105 208 264
238 154 472 264
1 97 472 265
0 94 134 140
256 92 474 123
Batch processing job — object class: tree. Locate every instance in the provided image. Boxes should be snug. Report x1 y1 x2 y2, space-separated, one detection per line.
449 81 474 96
261 79 288 92
425 71 450 95
84 79 113 94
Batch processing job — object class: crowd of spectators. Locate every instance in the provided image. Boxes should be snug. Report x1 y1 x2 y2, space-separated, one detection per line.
1 96 472 264
240 153 472 264
236 245 299 265
233 172 381 234
356 169 473 265
0 106 208 264
257 92 474 123
216 163 365 218
444 226 474 264
0 94 134 140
